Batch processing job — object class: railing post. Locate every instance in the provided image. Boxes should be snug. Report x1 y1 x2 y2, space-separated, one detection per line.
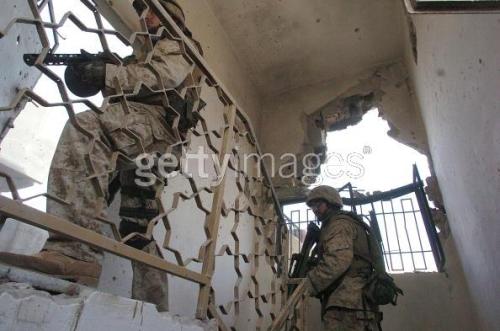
196 105 237 319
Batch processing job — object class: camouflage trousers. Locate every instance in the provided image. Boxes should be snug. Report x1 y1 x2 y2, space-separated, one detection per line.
44 101 179 312
322 308 381 331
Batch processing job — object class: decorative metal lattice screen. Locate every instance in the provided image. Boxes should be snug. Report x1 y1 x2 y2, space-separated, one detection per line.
0 1 289 330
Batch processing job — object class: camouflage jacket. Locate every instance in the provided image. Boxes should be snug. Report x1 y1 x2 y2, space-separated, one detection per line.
104 37 194 94
104 35 204 133
307 210 373 311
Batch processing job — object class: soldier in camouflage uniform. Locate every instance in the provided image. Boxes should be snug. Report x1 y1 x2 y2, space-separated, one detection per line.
305 186 382 331
0 0 203 312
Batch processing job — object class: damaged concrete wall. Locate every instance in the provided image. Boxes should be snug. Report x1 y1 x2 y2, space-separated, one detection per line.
259 61 431 201
403 11 500 331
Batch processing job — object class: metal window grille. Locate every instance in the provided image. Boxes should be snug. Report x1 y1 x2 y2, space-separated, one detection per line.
284 165 445 273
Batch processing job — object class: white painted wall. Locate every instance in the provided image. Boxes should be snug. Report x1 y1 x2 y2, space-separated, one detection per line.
403 11 500 331
0 0 43 191
0 0 41 137
178 0 263 130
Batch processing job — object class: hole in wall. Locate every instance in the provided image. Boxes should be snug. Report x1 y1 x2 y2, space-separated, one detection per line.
315 108 431 193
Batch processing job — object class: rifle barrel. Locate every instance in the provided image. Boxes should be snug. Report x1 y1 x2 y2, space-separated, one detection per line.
23 53 89 66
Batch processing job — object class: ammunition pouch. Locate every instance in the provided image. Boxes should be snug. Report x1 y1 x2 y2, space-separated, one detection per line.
164 89 205 133
363 272 403 306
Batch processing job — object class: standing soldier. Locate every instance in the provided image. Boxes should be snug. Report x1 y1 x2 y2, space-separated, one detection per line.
305 185 382 331
0 0 203 312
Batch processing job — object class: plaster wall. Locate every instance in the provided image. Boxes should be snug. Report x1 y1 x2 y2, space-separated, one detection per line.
178 0 262 130
403 12 500 331
206 0 404 98
0 0 41 141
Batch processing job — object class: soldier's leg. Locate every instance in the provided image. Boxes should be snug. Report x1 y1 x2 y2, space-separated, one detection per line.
118 172 169 312
44 110 113 264
0 110 115 286
117 103 179 311
131 242 169 312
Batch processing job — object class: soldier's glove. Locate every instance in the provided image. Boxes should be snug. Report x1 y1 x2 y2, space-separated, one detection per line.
65 60 106 97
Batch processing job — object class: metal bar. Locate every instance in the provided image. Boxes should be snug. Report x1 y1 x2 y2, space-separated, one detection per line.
0 196 209 285
389 200 405 271
379 201 392 270
306 208 316 223
413 165 445 271
368 210 383 245
344 183 420 205
373 210 422 216
400 198 418 271
384 250 433 255
196 105 237 319
408 198 429 271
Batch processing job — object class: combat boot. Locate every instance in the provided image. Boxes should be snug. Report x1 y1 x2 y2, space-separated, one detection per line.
0 250 101 287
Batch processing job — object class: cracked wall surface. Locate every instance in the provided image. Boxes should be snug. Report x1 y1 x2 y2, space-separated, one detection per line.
260 61 440 203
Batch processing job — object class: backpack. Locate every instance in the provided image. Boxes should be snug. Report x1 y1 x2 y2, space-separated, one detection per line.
342 211 404 306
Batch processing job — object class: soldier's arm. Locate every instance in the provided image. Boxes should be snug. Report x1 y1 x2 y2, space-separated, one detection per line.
104 38 193 92
306 219 356 296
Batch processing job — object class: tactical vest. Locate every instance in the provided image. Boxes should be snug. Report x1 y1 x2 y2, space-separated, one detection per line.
316 211 373 286
322 211 403 306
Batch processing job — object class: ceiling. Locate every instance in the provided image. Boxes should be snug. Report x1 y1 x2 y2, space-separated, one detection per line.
206 0 405 97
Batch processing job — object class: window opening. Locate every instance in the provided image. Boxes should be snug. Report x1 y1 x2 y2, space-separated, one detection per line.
284 109 444 273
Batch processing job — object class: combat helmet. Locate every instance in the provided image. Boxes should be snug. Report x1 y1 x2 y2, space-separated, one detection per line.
159 0 185 26
133 0 185 26
306 185 343 208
